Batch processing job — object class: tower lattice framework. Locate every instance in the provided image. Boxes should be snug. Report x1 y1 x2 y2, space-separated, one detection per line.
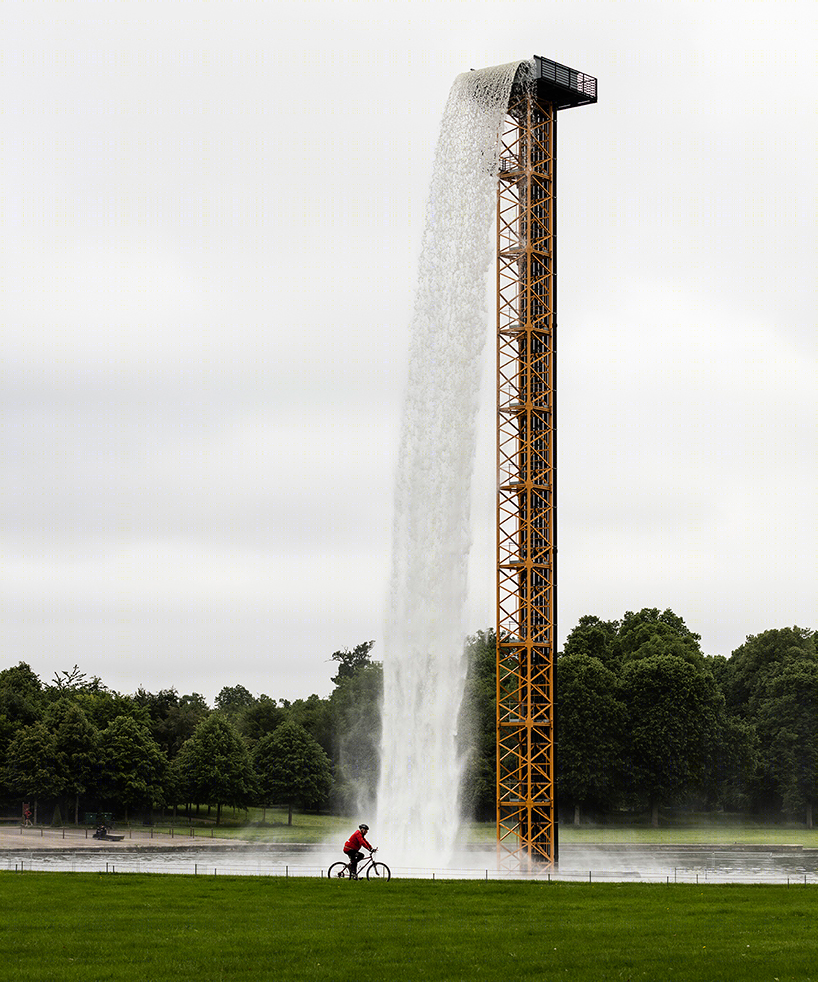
496 58 596 869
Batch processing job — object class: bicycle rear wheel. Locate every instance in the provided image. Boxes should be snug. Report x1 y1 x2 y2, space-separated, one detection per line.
328 862 352 879
366 862 391 881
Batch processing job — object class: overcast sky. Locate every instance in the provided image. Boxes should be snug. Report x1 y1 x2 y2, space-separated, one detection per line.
1 0 814 704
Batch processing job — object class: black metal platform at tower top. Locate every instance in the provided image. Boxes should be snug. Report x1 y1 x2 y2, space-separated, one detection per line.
529 55 597 110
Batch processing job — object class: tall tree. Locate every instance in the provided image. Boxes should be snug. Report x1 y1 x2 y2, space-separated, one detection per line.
175 713 254 823
51 665 102 692
757 660 818 825
618 608 704 668
214 684 257 718
458 630 497 822
43 698 99 824
72 689 145 731
330 641 374 686
286 694 333 757
164 693 210 759
329 662 381 814
619 655 719 825
4 722 65 824
99 716 167 823
0 662 44 727
131 688 210 760
237 694 285 746
556 653 626 823
700 713 759 813
722 627 817 719
264 720 332 825
562 615 621 669
252 731 281 822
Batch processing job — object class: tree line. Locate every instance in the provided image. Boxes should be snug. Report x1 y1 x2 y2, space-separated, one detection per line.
2 613 815 827
460 612 818 828
0 643 380 826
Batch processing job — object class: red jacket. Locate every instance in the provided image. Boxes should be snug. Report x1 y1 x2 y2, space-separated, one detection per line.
344 829 372 852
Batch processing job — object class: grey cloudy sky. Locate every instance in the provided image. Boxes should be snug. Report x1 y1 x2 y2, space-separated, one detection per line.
1 0 814 704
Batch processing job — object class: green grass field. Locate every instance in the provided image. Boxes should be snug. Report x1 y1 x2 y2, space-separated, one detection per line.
2 873 817 981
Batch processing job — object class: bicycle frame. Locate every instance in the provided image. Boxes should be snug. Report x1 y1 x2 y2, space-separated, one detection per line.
348 850 377 878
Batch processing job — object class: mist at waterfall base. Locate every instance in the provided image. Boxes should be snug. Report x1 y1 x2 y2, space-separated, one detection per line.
375 61 529 868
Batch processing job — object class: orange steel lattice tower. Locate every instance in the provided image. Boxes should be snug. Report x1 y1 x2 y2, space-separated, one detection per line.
496 57 596 868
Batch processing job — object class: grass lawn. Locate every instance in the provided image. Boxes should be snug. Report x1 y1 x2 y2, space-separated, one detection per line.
559 825 818 846
465 820 818 848
2 873 817 981
160 810 818 848
198 808 350 842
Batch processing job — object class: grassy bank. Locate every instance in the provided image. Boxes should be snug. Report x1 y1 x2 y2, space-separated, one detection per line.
2 873 817 981
466 820 818 848
188 808 350 842
12 809 818 848
558 826 818 846
163 809 818 847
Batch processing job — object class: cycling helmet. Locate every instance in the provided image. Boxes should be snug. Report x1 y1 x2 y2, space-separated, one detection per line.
359 824 369 832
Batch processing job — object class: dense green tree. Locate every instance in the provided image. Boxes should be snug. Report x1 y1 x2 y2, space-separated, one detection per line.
703 654 731 692
237 694 285 746
175 713 254 823
214 684 256 718
722 627 816 719
618 608 704 668
556 653 626 823
263 720 332 824
164 693 210 758
329 662 382 813
330 641 374 685
99 716 167 822
72 689 145 731
4 722 65 823
458 630 496 821
0 714 15 772
700 713 759 813
131 688 210 759
620 655 719 825
0 662 44 727
286 694 333 757
252 731 281 822
562 615 621 669
756 660 818 825
132 685 179 725
43 698 99 824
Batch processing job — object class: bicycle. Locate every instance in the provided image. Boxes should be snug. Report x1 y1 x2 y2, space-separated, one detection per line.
328 849 391 882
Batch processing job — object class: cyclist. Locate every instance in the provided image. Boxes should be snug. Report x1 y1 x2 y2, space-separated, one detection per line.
344 823 375 878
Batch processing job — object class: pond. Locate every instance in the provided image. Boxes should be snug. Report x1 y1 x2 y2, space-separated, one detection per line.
3 843 818 883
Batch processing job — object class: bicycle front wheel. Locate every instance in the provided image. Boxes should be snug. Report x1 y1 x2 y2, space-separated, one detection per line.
366 862 391 881
328 862 352 879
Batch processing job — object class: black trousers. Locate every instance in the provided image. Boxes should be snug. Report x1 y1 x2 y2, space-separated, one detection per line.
345 849 364 875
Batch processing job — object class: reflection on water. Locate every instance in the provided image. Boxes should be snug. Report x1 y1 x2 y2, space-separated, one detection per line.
3 845 818 883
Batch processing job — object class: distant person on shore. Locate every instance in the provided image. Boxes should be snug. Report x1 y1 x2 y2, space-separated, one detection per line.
343 824 374 878
23 805 32 827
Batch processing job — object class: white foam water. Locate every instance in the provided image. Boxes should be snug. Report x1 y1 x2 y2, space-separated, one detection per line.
377 60 531 867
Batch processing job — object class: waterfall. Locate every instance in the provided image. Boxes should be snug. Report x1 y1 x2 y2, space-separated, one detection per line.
377 60 532 867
